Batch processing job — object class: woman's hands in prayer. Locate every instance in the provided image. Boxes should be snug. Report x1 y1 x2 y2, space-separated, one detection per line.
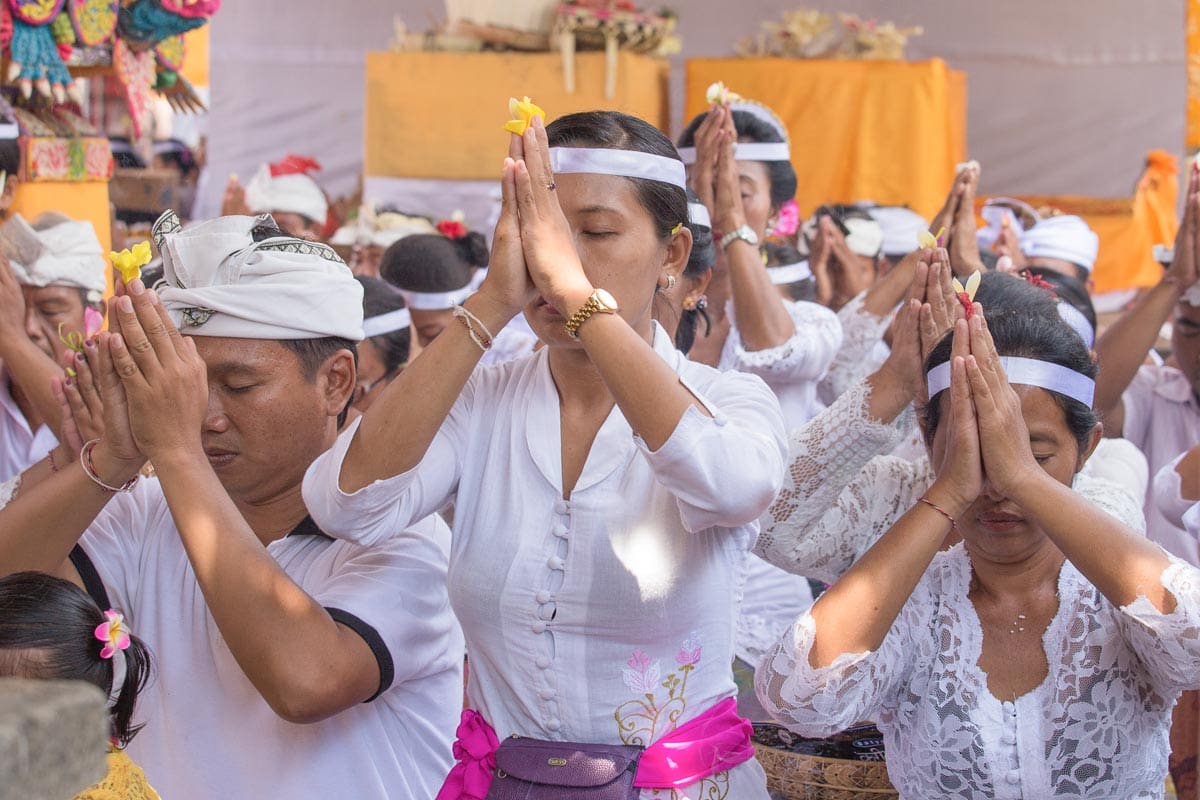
1168 162 1200 293
510 117 595 316
949 167 987 277
106 280 209 466
928 317 983 516
476 130 540 318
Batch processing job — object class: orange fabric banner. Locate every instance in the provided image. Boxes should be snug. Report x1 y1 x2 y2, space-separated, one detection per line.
365 51 669 181
685 57 967 221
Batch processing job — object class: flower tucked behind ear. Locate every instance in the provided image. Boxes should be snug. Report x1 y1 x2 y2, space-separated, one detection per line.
94 610 131 660
503 96 545 136
952 271 981 320
110 240 153 284
774 199 800 237
918 226 945 250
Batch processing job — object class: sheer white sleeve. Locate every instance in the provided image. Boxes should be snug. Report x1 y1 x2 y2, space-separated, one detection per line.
1073 472 1148 534
721 298 843 382
0 475 18 511
1114 556 1200 695
755 582 928 737
820 292 893 405
753 377 929 584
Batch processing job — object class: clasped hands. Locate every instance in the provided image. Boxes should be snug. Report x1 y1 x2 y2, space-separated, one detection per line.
929 306 1046 517
687 103 748 236
54 280 209 486
476 118 597 322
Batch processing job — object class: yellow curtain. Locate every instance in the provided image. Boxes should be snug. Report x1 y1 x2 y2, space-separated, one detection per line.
685 57 967 221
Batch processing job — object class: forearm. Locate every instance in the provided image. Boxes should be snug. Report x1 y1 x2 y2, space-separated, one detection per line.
0 450 126 575
1 338 64 436
725 241 796 350
577 313 708 451
861 252 918 318
1094 279 1180 414
864 361 916 424
155 451 376 719
340 292 513 492
807 490 951 667
1011 470 1175 612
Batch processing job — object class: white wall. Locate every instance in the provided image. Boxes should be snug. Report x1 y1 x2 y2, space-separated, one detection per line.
200 0 1186 217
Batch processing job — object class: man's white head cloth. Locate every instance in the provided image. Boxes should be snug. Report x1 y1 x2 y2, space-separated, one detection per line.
244 156 328 225
10 218 107 299
152 210 364 341
864 205 928 257
1020 215 1099 274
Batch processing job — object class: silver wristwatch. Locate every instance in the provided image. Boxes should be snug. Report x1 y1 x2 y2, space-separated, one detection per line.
720 224 759 251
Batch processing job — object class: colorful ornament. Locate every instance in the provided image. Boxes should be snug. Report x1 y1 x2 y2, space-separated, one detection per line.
952 271 981 320
68 0 117 47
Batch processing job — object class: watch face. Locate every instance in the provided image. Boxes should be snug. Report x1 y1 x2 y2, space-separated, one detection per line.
595 289 619 311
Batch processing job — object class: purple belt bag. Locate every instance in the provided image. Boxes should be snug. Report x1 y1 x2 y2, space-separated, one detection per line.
485 735 643 800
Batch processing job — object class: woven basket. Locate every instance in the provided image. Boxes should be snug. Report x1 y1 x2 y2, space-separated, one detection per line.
755 743 898 800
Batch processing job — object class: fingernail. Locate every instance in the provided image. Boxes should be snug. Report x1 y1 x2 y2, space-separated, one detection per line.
148 290 160 306
64 379 73 388
84 338 95 348
111 334 124 349
75 353 85 363
119 296 132 312
129 279 145 295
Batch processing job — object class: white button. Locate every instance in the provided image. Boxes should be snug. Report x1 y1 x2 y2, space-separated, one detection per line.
531 621 547 634
546 719 561 732
1006 770 1020 785
536 655 551 669
536 590 552 604
538 688 556 700
1002 731 1017 746
1002 701 1015 715
552 525 569 539
547 556 565 570
713 414 728 427
554 500 569 515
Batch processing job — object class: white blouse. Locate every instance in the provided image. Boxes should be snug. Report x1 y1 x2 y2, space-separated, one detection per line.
756 546 1200 799
719 297 843 430
303 323 787 800
754 378 1147 586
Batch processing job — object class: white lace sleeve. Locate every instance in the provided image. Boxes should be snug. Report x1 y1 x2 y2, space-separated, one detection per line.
1115 557 1200 694
1073 473 1147 533
820 292 893 405
0 476 19 511
722 298 843 381
755 582 929 736
753 378 930 584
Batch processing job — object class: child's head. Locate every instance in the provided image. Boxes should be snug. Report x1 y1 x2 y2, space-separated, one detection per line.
0 572 152 747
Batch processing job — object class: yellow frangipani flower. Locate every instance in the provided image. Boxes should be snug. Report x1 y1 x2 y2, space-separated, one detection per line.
705 81 742 106
503 96 545 136
110 240 153 284
917 226 946 250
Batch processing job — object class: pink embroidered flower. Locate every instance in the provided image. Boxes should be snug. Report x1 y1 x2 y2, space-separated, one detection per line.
774 199 800 237
676 634 702 667
622 650 662 694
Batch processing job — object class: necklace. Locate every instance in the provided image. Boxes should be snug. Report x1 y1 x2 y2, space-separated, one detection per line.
1008 614 1028 635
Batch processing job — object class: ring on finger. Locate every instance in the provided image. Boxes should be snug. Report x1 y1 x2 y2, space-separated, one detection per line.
546 181 556 191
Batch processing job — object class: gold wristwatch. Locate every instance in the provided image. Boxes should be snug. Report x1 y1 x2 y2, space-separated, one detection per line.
564 289 619 340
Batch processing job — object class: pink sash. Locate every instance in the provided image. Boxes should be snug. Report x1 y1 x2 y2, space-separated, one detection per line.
435 697 753 799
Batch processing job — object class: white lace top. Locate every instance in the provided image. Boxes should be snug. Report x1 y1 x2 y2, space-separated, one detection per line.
754 378 1147 585
756 546 1200 799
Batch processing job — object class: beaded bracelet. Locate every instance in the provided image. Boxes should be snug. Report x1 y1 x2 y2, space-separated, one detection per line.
80 439 139 494
451 305 494 352
917 496 956 527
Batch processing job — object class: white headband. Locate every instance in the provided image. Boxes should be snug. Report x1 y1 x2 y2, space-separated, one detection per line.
362 308 412 337
926 356 1095 408
677 141 792 165
399 286 473 310
549 147 686 190
687 201 711 229
730 102 789 141
768 261 812 285
1056 303 1095 348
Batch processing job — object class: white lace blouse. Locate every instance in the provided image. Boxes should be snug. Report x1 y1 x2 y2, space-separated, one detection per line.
756 546 1200 799
754 378 1147 586
303 323 786 800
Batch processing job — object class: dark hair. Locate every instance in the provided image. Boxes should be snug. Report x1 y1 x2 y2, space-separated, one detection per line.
922 272 1098 451
356 276 411 376
1026 267 1097 339
0 139 18 178
0 572 153 747
547 111 688 240
764 240 817 303
670 188 715 354
380 233 483 295
678 107 797 209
